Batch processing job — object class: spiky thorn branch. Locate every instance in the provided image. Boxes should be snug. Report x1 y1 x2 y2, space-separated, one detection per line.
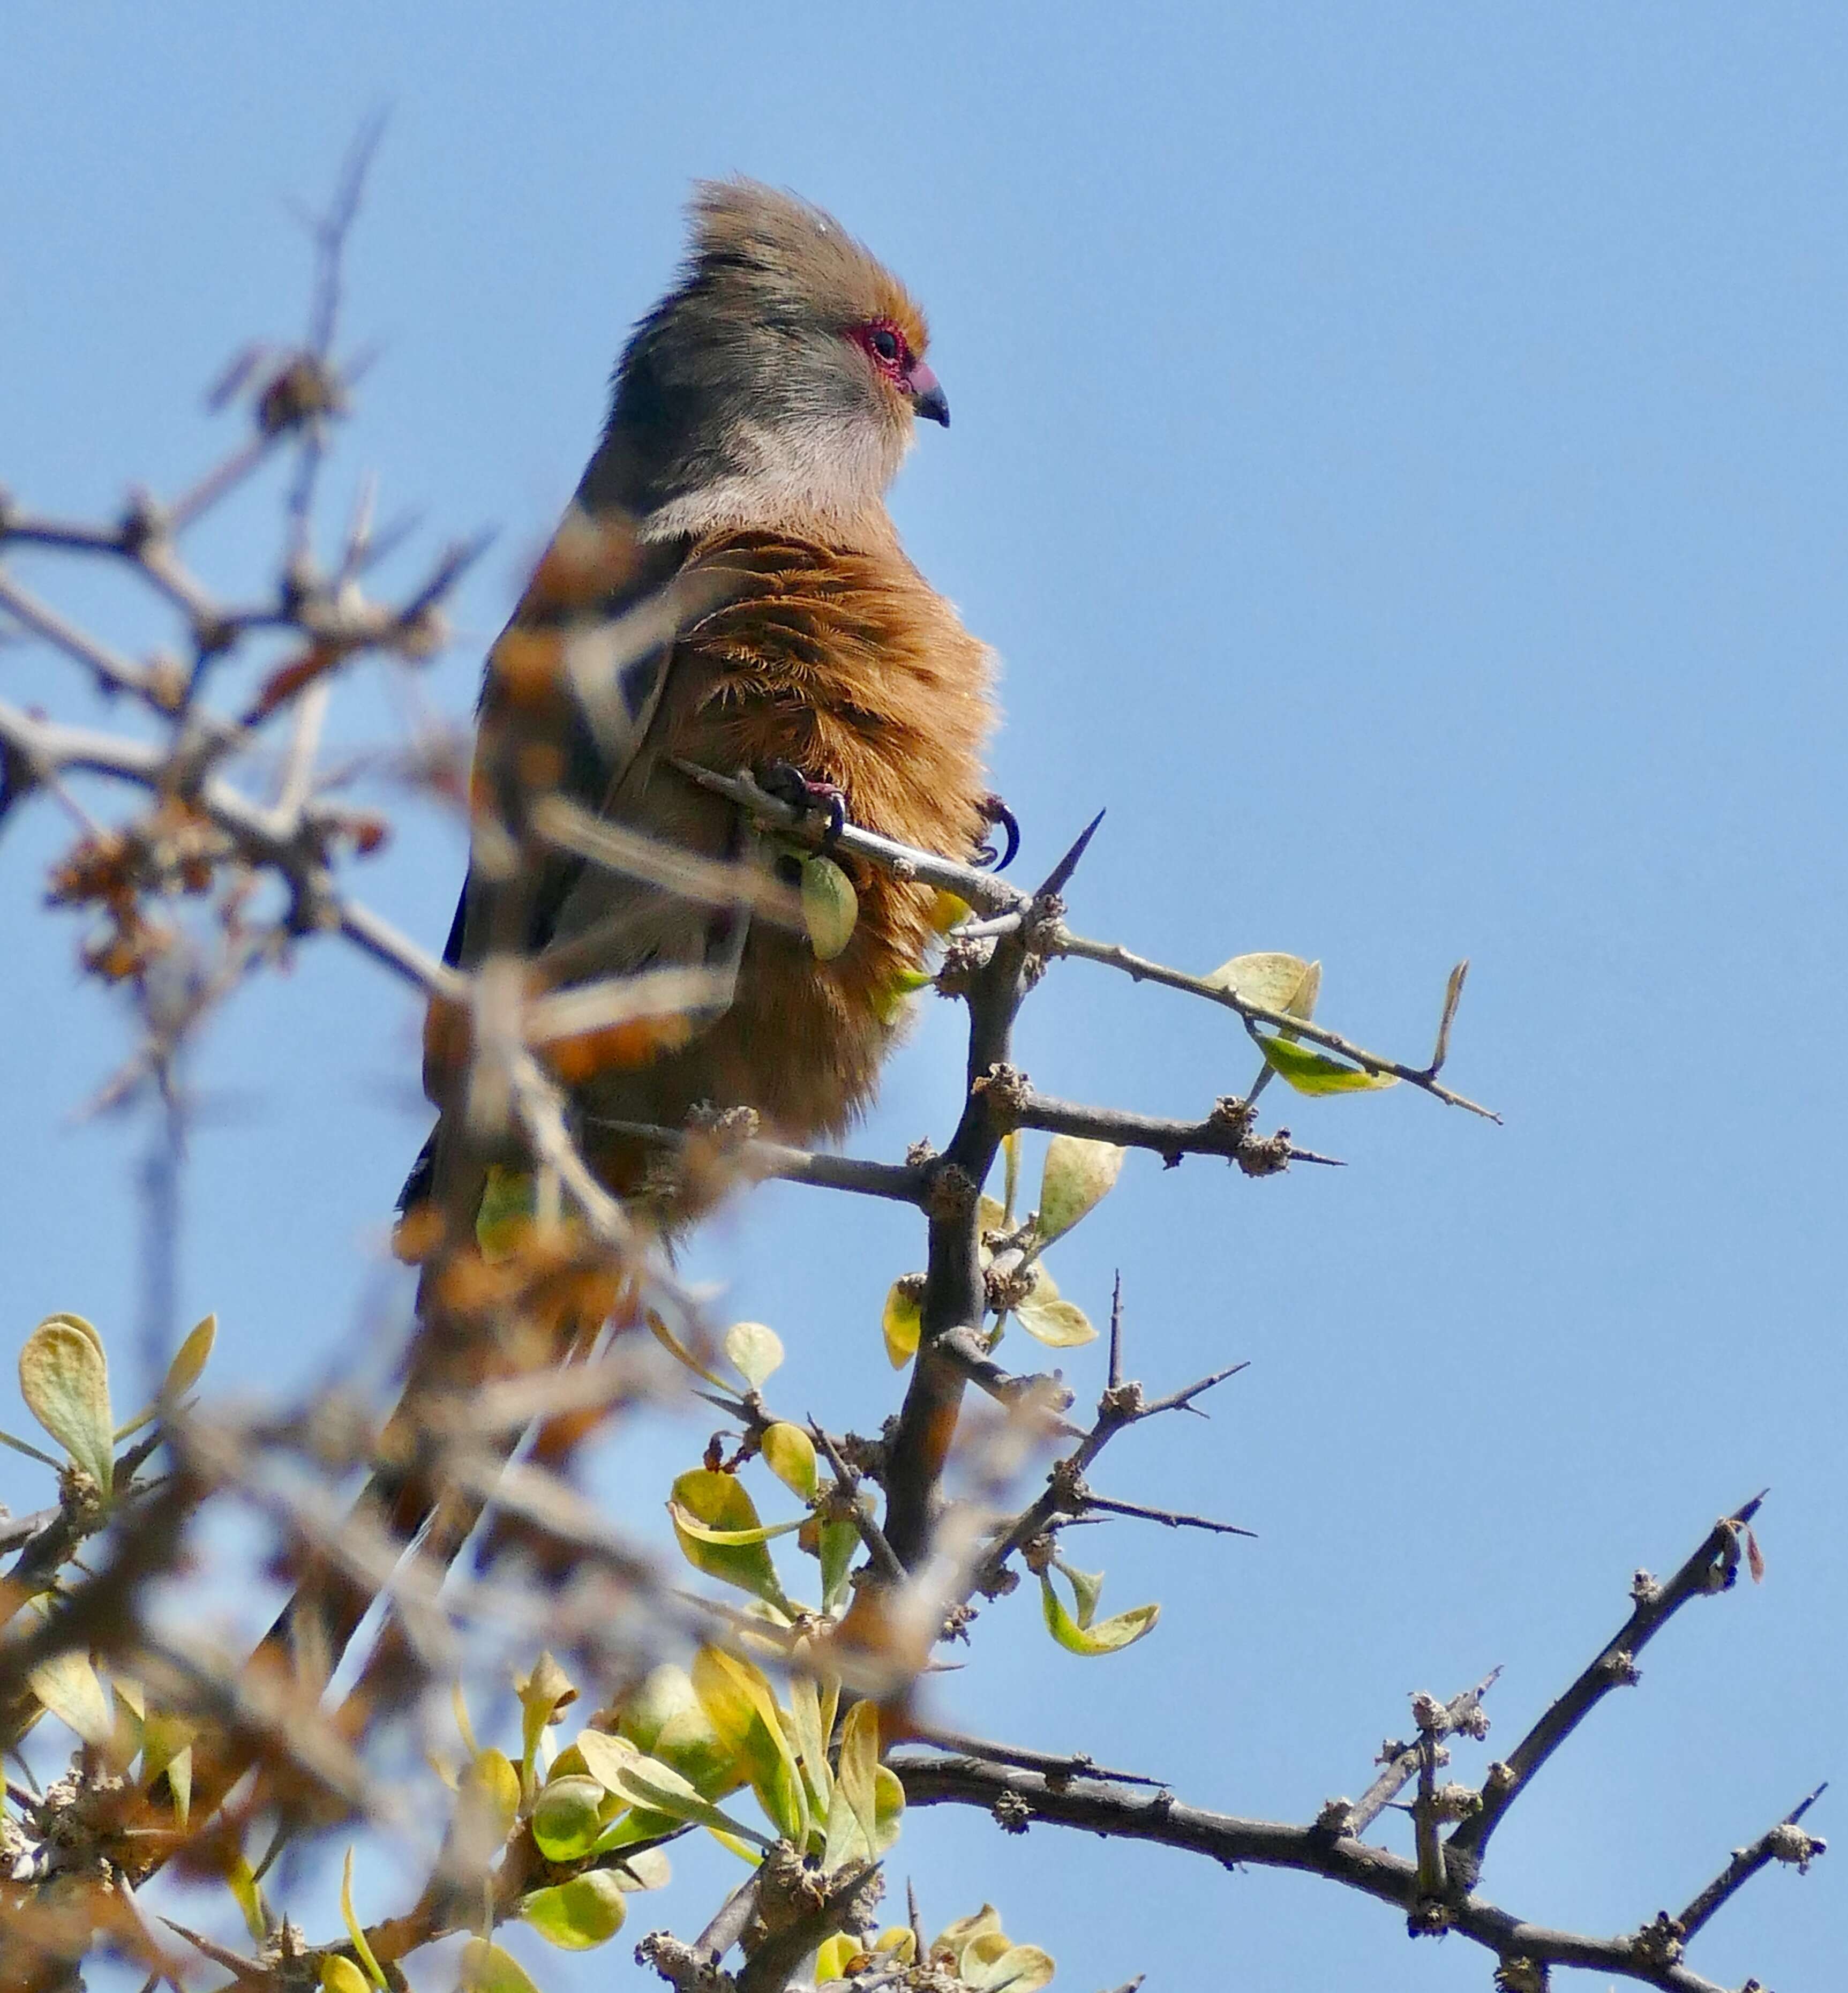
1445 1492 1769 1874
674 762 1497 1122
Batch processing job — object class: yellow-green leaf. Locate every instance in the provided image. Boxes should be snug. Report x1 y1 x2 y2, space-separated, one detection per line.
786 1670 833 1815
321 1958 371 1993
668 1504 806 1548
575 1729 775 1849
339 1846 387 1990
875 1927 917 1963
1013 1265 1096 1350
801 854 859 960
226 1852 267 1944
647 1309 729 1389
881 1278 923 1368
454 1748 521 1868
459 1939 542 1993
1035 1137 1125 1245
1256 1034 1398 1096
142 1713 197 1826
967 1942 1057 1992
516 1651 579 1795
761 1422 817 1501
1054 1559 1105 1630
724 1319 784 1391
836 1698 881 1855
1039 1572 1160 1656
690 1644 806 1845
815 1934 860 1983
669 1469 789 1608
531 1774 607 1861
28 1647 114 1746
162 1313 217 1402
19 1317 114 1497
521 1869 627 1949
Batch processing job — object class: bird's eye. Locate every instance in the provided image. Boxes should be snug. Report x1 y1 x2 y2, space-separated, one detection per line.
868 326 902 363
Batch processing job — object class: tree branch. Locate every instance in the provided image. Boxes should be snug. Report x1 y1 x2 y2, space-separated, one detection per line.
1446 1494 1766 1868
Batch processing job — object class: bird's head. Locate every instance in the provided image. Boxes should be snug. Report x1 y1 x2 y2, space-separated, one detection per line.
590 179 949 540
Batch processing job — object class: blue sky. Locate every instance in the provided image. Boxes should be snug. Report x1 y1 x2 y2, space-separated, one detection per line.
2 5 1842 1987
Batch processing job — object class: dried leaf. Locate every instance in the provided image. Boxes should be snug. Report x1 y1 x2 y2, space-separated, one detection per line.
1036 1137 1125 1244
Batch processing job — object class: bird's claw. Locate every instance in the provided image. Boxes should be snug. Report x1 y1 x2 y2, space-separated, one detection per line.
973 792 1020 872
760 760 848 848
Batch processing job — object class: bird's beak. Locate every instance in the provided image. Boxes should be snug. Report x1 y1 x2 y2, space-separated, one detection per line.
906 358 950 428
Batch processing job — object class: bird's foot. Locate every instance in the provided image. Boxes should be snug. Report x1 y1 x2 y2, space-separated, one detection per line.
760 760 848 848
974 792 1021 872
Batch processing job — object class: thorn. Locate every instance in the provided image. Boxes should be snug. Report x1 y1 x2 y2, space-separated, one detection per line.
1107 1271 1124 1389
1036 808 1106 899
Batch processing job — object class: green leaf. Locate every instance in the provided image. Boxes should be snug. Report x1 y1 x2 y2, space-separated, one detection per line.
1035 1137 1125 1245
459 1939 543 1993
321 1958 371 1993
1012 1265 1097 1350
761 1422 817 1501
1256 1034 1398 1096
531 1774 608 1861
1039 1571 1160 1655
575 1728 775 1849
28 1645 114 1745
18 1317 114 1498
590 1804 683 1856
817 1513 860 1611
801 853 859 960
338 1846 387 1990
521 1868 628 1949
724 1319 784 1391
822 1705 901 1871
881 1278 923 1368
668 1468 790 1607
1205 950 1320 1024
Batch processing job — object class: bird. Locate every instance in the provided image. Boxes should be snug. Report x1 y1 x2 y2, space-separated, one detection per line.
380 177 1001 1537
